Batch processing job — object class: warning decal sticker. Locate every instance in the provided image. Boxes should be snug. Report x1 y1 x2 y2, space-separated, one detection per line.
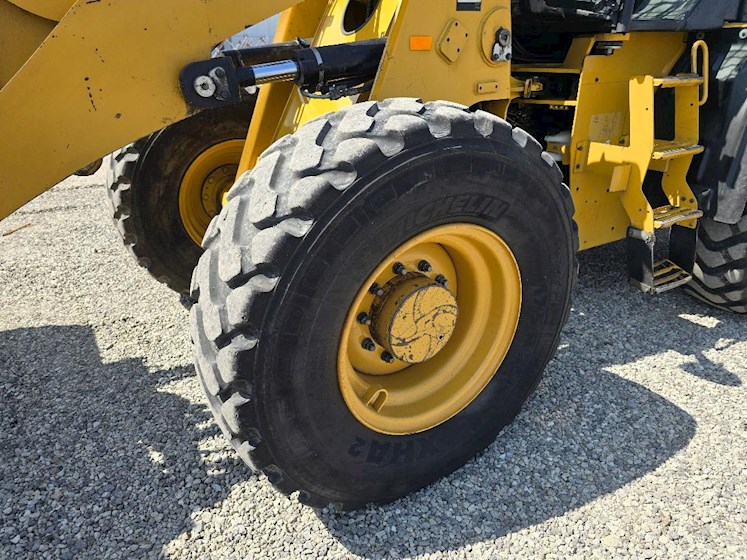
457 0 482 11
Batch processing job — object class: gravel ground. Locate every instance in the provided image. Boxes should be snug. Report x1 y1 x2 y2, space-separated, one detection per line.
0 169 745 560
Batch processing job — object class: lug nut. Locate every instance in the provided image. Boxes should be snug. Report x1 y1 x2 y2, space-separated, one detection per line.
369 283 384 297
381 351 395 364
357 312 372 326
435 274 449 288
362 338 376 352
393 262 407 276
418 260 433 273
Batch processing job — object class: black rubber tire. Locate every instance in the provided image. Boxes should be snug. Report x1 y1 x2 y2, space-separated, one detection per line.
190 99 579 509
684 214 747 314
107 101 255 295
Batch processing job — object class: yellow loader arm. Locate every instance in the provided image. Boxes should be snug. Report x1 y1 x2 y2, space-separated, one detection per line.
0 0 305 220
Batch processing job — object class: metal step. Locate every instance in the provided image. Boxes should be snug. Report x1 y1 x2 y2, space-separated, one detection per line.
627 227 698 296
652 140 704 161
651 260 693 294
653 205 704 229
653 74 704 89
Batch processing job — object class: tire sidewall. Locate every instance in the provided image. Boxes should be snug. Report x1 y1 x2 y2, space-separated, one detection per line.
254 135 575 505
129 103 254 290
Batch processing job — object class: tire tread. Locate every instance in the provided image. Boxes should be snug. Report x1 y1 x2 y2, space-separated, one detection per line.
191 99 579 508
684 216 747 314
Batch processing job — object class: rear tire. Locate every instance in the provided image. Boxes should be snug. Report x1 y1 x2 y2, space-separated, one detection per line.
190 99 578 509
684 214 747 314
107 102 255 295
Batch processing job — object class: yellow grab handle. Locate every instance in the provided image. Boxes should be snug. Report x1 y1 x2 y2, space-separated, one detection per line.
691 39 709 107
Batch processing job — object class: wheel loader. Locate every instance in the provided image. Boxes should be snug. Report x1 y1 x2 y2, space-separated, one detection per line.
1 0 745 510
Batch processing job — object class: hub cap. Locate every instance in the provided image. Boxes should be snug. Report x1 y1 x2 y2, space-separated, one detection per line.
338 224 522 435
370 274 458 364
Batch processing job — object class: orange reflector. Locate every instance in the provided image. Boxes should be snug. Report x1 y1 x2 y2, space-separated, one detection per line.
410 36 433 51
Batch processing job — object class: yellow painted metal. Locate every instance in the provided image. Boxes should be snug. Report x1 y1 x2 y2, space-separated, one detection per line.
373 0 512 103
237 0 329 175
178 140 245 246
0 1 56 88
509 31 707 247
584 42 703 234
691 40 709 106
0 0 305 221
241 0 515 176
272 0 401 141
338 224 521 436
567 32 688 248
8 0 73 21
370 275 458 364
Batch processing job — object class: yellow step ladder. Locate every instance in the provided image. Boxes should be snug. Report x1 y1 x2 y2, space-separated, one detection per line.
586 41 710 294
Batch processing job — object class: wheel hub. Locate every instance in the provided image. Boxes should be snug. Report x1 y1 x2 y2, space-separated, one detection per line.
178 139 245 246
338 224 523 436
370 274 458 364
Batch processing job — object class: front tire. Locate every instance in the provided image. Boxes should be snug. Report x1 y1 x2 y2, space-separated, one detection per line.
190 99 578 509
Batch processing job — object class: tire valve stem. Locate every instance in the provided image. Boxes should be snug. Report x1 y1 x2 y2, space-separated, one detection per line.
418 260 433 273
435 274 449 288
369 283 385 297
393 262 407 276
357 312 372 326
381 351 395 364
362 338 376 352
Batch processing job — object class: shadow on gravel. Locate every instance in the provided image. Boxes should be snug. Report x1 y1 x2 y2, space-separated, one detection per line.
320 241 719 559
0 325 239 560
321 373 696 559
569 241 745 389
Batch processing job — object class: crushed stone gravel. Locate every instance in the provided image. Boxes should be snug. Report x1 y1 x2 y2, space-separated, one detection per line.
0 169 745 559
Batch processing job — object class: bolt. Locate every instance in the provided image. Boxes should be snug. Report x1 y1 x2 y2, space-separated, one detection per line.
393 262 407 275
497 28 511 47
418 260 433 273
194 75 216 98
381 351 395 364
741 29 747 40
362 338 376 352
435 274 449 288
369 283 384 297
357 312 372 326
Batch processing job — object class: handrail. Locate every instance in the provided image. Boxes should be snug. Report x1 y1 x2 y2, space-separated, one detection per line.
691 39 710 107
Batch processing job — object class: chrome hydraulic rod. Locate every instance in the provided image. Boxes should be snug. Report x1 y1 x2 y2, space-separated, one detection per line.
250 60 300 85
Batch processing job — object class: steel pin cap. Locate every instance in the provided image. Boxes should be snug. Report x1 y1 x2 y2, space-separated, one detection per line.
369 283 385 297
418 260 433 273
381 351 395 364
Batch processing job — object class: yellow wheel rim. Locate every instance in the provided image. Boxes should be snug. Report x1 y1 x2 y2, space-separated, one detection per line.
178 139 245 245
338 224 522 436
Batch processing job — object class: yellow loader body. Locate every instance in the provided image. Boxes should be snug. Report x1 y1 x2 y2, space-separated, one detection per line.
0 0 708 251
